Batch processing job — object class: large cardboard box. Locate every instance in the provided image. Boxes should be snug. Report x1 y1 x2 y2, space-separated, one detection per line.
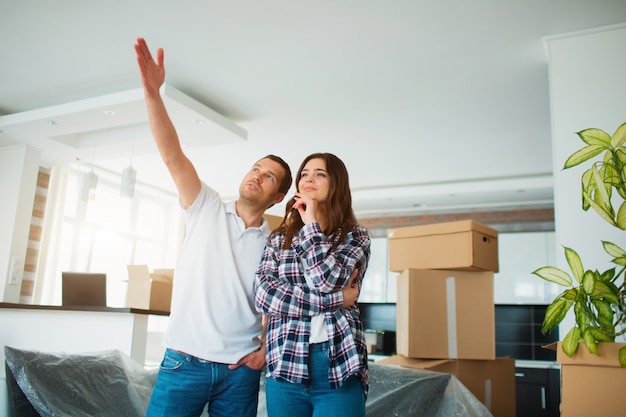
546 341 626 417
388 220 499 272
126 265 174 312
396 268 495 360
378 355 516 417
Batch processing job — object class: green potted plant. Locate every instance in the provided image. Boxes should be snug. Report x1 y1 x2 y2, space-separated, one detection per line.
533 121 626 366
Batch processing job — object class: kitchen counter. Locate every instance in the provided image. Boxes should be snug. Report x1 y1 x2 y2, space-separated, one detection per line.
515 359 560 369
0 302 169 315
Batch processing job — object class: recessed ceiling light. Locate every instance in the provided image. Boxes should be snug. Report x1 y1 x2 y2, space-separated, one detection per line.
104 110 115 116
193 119 205 125
48 120 57 126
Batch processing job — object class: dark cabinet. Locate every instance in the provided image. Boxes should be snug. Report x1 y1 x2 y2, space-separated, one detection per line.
515 366 560 417
496 305 561 417
495 305 559 361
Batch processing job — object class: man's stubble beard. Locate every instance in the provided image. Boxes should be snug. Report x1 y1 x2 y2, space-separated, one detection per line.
239 185 269 209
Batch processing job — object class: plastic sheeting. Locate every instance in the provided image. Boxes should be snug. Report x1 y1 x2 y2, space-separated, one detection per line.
5 347 156 417
5 346 492 417
366 363 492 416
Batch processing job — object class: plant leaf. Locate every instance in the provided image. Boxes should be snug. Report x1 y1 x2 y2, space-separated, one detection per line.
597 267 615 283
581 270 596 295
602 241 626 266
611 257 626 267
574 301 591 329
532 266 572 286
583 191 618 227
542 298 570 334
590 165 614 213
562 327 581 357
564 247 584 283
577 128 611 147
619 346 626 368
603 241 626 258
592 299 615 328
564 144 606 169
581 170 593 211
601 155 621 187
592 281 619 305
617 201 626 230
582 328 600 355
605 280 620 295
590 327 615 342
561 288 579 301
610 122 626 148
615 148 626 198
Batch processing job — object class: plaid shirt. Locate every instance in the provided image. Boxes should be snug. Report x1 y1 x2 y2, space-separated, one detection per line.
255 222 371 394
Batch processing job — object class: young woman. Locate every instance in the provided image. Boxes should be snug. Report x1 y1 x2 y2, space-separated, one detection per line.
254 152 371 417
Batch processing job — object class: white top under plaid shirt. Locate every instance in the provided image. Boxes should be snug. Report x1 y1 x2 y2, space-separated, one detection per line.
254 222 371 394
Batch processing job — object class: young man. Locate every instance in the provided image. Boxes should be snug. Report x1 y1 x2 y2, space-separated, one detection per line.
134 37 292 417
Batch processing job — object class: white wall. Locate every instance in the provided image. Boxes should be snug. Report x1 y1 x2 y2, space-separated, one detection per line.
494 231 559 305
545 23 626 338
360 237 398 303
0 145 40 302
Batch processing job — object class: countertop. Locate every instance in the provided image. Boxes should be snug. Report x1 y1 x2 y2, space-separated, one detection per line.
0 302 169 316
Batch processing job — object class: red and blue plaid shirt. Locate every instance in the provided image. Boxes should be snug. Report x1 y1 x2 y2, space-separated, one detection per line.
254 222 371 394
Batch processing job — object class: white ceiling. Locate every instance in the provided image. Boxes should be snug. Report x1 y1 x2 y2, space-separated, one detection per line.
2 1 626 218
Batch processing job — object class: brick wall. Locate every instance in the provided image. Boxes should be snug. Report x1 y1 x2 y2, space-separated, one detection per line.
20 167 50 303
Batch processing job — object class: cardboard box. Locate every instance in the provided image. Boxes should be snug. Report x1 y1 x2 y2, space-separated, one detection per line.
263 214 283 231
126 265 174 312
546 341 626 417
388 220 499 272
396 269 495 360
378 355 516 417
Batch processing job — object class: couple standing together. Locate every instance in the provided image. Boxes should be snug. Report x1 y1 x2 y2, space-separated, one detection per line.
135 38 371 417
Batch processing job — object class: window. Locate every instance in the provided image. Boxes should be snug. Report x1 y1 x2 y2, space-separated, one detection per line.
38 164 182 307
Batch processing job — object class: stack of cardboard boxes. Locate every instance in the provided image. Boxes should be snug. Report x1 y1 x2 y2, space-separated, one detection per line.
379 220 516 417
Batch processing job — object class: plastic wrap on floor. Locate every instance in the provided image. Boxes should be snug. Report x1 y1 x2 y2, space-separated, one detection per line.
5 346 157 417
5 346 492 417
366 363 492 416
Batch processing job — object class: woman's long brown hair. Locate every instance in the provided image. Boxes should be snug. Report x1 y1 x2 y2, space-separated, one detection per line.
276 153 357 250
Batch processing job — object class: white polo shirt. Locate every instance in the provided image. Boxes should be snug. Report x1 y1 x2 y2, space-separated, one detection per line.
162 182 270 363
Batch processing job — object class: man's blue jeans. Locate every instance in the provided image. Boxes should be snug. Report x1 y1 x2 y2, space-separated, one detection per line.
265 342 366 417
146 349 261 417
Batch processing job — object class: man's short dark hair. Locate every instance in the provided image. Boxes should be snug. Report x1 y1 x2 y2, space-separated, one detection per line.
261 154 292 195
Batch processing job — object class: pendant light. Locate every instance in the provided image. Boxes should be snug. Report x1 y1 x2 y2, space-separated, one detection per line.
80 142 98 201
120 133 137 198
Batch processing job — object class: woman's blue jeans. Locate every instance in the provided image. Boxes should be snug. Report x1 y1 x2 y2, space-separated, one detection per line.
145 348 261 417
265 342 366 417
